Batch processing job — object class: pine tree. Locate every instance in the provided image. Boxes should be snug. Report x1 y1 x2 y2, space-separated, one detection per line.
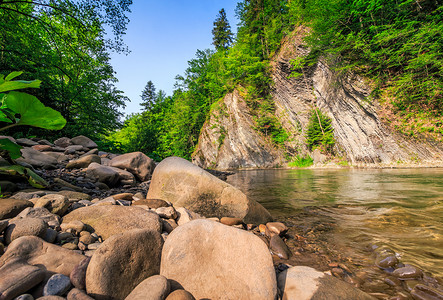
140 81 156 111
212 8 233 50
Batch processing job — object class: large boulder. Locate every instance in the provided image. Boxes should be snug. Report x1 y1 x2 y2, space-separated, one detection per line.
147 157 272 224
17 148 58 168
70 136 97 149
0 236 86 276
86 229 163 300
277 266 376 300
0 198 33 220
4 217 48 244
108 166 136 186
160 219 277 300
85 163 119 187
109 152 155 182
0 261 46 300
66 155 101 169
62 205 162 240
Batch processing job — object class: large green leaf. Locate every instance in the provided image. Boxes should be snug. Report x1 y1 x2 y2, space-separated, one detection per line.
0 138 22 159
3 91 66 130
5 71 24 81
0 79 41 93
0 165 48 188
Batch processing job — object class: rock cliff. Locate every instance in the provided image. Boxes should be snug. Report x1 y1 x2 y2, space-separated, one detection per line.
192 28 443 169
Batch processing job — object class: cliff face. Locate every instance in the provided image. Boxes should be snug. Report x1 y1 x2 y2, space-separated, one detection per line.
192 29 443 169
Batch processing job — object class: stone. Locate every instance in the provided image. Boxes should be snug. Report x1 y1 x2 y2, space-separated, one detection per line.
56 191 91 202
270 235 291 259
43 228 58 243
162 219 178 234
71 136 97 149
160 219 277 300
85 163 119 187
375 247 398 269
37 139 53 146
277 266 375 300
14 294 34 300
65 145 84 154
108 167 136 186
16 138 38 146
392 265 423 280
17 148 57 168
0 261 46 300
86 229 163 300
109 152 155 181
67 289 94 300
156 206 177 219
132 199 169 209
0 236 86 276
60 221 85 233
110 193 133 200
43 274 71 296
15 207 61 227
147 157 272 224
66 155 101 169
54 137 72 148
52 179 83 192
0 198 33 220
175 207 203 226
32 145 52 152
43 152 69 163
266 222 288 236
0 135 16 143
411 284 443 300
70 257 90 290
79 232 95 245
0 219 8 233
220 217 243 226
125 275 170 300
0 181 18 193
34 195 70 216
36 296 65 300
165 290 195 300
4 218 48 244
62 205 162 240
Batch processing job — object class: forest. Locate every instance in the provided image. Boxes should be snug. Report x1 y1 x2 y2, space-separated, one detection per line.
1 0 442 161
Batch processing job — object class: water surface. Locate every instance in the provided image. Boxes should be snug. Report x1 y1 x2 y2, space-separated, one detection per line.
227 168 443 276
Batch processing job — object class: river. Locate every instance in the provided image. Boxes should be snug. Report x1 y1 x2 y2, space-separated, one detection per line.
227 168 443 280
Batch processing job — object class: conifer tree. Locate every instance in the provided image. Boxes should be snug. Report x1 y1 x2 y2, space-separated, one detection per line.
140 81 156 111
212 8 233 50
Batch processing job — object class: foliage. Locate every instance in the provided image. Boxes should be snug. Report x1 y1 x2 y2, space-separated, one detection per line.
306 109 335 153
288 155 313 168
212 8 233 50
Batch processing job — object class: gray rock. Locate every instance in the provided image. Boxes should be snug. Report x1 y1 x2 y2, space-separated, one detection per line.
160 219 277 300
0 261 45 300
15 207 61 227
125 275 170 300
34 194 70 216
108 166 136 186
86 229 163 300
43 274 71 296
14 294 34 300
70 257 90 290
156 206 177 219
85 163 119 187
109 152 155 181
71 136 97 149
16 138 38 146
66 155 101 169
4 217 48 244
54 137 72 148
43 228 58 243
0 181 18 193
17 148 57 168
42 152 69 163
65 145 84 154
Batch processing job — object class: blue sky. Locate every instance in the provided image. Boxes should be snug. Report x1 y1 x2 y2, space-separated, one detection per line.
110 0 239 115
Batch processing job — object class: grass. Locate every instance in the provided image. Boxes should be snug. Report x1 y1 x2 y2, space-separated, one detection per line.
288 155 313 168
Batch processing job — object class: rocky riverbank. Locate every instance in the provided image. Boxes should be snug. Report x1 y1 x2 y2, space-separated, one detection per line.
0 136 441 300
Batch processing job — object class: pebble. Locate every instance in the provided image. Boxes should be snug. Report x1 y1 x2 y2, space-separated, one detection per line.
60 221 85 233
270 235 291 259
259 224 266 234
43 274 72 296
393 265 423 280
165 290 196 300
265 222 288 236
375 248 398 269
79 232 95 245
220 217 243 226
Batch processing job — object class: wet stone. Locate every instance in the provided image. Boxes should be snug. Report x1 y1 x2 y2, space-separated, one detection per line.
393 265 423 280
411 284 443 300
270 235 291 259
375 248 398 269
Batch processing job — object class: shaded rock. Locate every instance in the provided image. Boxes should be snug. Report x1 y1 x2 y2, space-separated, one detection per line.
0 181 18 193
147 157 272 224
5 218 48 244
79 232 95 245
86 229 163 300
43 274 71 296
0 261 46 300
85 163 119 187
52 179 83 193
156 206 177 219
67 289 94 300
34 195 69 216
160 219 277 300
277 266 375 300
17 148 57 168
375 247 398 269
165 290 195 300
220 217 242 226
70 257 90 290
108 167 136 186
71 136 97 149
15 207 61 227
14 294 34 300
66 155 101 169
43 153 69 163
266 222 288 236
62 205 162 240
270 235 291 259
132 199 169 209
36 296 64 300
56 191 91 202
110 193 133 201
0 198 33 220
0 236 86 276
16 138 38 147
162 219 178 234
393 265 423 280
0 219 8 233
43 228 58 244
175 207 203 226
65 145 84 154
125 275 170 300
109 152 155 181
54 137 72 148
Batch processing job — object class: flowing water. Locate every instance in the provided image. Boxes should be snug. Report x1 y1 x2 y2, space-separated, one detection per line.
227 168 443 279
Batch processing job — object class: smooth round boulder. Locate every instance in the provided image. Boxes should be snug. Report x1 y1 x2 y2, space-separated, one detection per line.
86 229 163 300
147 157 272 224
17 148 57 168
34 194 70 216
165 290 195 300
4 218 48 244
109 152 155 181
124 275 170 300
85 163 119 187
0 198 33 220
160 219 277 300
62 205 162 240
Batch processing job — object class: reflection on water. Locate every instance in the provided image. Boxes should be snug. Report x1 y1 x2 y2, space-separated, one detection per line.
227 168 443 276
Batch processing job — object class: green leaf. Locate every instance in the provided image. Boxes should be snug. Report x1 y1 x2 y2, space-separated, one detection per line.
0 165 48 188
3 92 66 130
5 71 23 81
0 138 22 159
0 79 42 93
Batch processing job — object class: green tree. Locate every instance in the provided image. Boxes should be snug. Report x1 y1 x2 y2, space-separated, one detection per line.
140 81 157 111
212 8 233 50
